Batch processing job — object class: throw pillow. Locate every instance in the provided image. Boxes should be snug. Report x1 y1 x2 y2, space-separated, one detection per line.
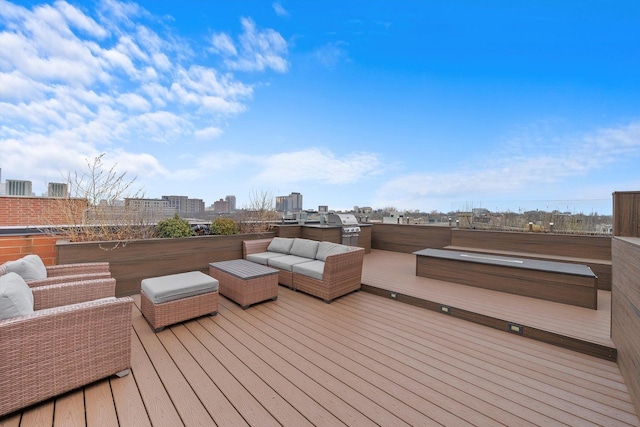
0 272 35 320
4 254 47 281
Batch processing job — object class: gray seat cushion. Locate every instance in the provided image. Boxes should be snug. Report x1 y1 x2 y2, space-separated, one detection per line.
268 255 315 272
246 252 288 265
315 242 350 261
292 260 325 280
0 272 35 320
141 271 219 304
289 239 320 259
267 237 294 254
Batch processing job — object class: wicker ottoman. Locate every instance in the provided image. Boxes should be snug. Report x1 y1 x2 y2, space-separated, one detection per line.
141 271 219 332
209 259 279 309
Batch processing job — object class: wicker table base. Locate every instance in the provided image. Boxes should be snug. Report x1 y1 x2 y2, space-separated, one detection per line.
209 259 279 309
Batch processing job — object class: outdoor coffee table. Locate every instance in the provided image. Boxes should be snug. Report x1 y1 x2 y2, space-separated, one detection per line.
209 259 279 309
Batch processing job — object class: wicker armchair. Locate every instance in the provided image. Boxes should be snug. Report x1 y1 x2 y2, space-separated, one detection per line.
0 277 133 417
26 261 112 288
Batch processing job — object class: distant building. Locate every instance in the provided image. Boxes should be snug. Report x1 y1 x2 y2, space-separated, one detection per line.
276 192 303 213
225 195 236 212
125 198 176 221
6 180 33 196
213 198 230 213
162 195 205 215
48 182 68 198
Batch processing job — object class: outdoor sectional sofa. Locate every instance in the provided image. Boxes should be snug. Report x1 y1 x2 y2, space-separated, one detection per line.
243 237 365 302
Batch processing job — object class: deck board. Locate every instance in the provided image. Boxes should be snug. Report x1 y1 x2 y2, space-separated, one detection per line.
1 274 637 426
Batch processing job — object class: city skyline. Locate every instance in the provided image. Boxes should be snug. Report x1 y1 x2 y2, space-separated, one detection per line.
1 1 639 215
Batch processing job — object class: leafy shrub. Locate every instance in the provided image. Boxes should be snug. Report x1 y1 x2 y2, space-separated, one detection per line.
210 217 240 235
156 214 194 238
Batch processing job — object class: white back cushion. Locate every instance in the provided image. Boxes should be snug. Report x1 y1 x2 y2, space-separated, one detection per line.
4 254 47 281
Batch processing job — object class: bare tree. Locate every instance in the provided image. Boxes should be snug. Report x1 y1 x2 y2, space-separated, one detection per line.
234 189 279 234
41 154 155 246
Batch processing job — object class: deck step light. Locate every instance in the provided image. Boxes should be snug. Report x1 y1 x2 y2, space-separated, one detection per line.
390 292 398 299
440 304 451 314
508 322 524 335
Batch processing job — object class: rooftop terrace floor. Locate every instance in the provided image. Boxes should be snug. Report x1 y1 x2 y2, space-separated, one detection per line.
1 250 637 426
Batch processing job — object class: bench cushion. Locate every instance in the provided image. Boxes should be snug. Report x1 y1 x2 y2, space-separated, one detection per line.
141 271 219 304
289 239 320 259
268 255 314 272
293 260 325 280
246 252 288 265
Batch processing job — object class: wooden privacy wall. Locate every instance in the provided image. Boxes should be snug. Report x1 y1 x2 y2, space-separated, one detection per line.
614 191 640 237
450 229 611 260
0 234 59 265
371 223 452 253
57 233 275 296
611 237 640 417
449 229 612 290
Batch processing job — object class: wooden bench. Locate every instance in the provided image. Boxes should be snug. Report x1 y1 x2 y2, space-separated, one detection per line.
448 229 612 290
413 248 598 309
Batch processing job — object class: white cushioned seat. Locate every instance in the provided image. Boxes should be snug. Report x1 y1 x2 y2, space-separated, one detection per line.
141 271 219 304
268 255 315 272
292 260 325 280
246 252 288 265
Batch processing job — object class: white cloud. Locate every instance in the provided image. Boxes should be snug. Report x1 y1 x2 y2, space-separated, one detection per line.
0 0 266 195
211 17 289 73
314 42 348 69
210 32 237 56
194 126 223 140
255 148 383 185
273 2 289 17
373 120 640 211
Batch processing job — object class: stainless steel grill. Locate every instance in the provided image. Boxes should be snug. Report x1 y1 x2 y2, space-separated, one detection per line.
327 213 361 246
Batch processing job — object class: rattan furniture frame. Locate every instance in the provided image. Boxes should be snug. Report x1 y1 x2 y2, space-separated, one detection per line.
26 261 112 288
209 259 279 309
243 238 365 302
140 271 219 332
0 278 132 417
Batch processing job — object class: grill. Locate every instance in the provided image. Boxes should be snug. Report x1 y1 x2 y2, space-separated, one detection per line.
327 213 361 246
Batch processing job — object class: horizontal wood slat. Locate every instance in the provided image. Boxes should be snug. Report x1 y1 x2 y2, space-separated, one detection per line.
2 285 637 426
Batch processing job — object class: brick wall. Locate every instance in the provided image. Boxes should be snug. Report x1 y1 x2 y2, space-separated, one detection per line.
0 196 87 227
0 234 59 266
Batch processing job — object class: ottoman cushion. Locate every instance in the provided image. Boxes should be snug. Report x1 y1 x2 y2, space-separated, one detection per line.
142 271 219 304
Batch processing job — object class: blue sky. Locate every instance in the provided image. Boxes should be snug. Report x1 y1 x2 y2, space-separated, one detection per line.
1 0 639 214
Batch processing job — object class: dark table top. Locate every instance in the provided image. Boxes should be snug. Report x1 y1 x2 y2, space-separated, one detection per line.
413 248 596 277
209 259 279 279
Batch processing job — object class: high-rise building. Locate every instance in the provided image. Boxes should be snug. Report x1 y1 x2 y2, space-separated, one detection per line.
225 195 236 212
276 192 303 212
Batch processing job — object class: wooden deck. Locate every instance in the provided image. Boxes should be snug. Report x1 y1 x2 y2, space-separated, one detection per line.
361 249 616 360
2 282 638 426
